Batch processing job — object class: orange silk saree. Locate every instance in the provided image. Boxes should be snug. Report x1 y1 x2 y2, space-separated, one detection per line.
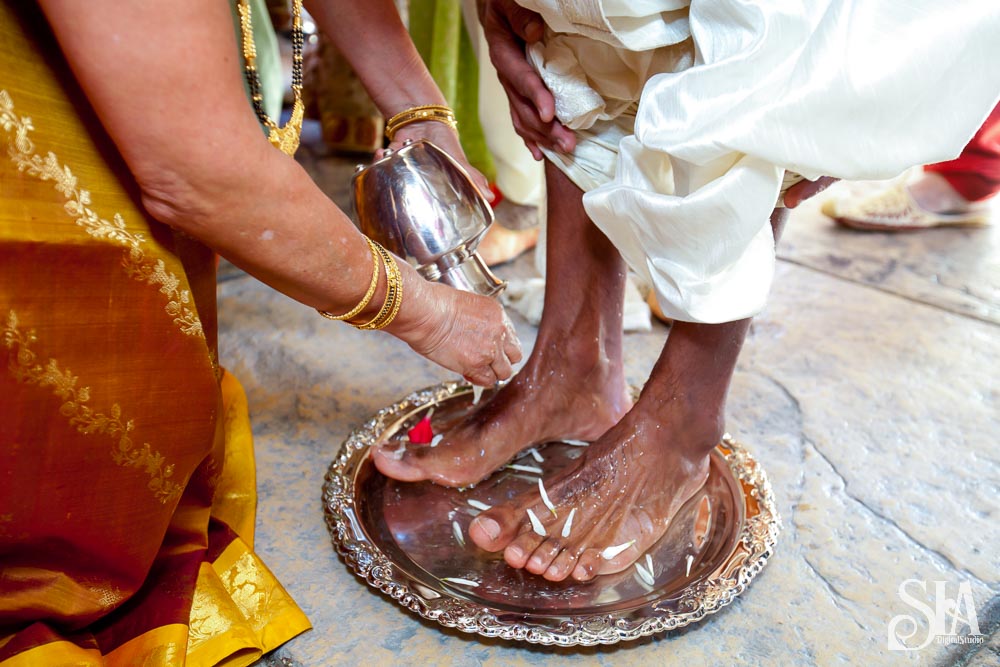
0 3 310 664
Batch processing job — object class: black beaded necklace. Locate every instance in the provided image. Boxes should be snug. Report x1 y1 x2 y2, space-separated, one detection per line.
237 0 304 156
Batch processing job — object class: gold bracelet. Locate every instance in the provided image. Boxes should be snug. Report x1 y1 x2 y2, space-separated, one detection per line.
354 244 403 330
385 104 457 142
360 245 402 330
317 237 381 321
376 252 404 329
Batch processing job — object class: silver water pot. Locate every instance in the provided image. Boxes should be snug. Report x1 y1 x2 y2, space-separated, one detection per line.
352 139 505 297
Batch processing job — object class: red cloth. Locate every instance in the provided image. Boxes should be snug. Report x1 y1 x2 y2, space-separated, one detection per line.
925 101 1000 201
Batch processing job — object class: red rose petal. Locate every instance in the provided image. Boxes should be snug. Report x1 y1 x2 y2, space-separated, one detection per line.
407 416 435 444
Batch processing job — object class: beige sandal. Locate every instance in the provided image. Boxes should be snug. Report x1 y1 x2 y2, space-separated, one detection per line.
822 182 991 231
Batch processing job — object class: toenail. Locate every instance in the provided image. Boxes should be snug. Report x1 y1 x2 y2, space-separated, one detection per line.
507 545 524 561
529 556 544 569
478 518 500 541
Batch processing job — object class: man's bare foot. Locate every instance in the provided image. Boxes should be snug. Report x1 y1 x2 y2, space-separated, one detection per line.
466 407 714 582
371 338 630 487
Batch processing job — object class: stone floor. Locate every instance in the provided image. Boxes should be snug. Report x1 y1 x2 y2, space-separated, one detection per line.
221 131 999 666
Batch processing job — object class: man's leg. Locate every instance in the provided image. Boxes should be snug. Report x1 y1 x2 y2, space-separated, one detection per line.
467 209 789 581
372 162 631 485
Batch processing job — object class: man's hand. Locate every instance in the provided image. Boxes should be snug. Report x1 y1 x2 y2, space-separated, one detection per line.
478 0 575 159
783 176 839 208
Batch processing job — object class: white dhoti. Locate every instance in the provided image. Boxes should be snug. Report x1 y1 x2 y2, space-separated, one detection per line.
517 0 1000 323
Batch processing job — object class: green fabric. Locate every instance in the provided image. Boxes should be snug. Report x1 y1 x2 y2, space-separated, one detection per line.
409 0 496 182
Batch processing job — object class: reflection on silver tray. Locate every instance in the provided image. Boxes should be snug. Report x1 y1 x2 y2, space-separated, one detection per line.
323 382 781 646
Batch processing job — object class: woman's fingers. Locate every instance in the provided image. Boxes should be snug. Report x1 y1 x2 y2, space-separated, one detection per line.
392 279 523 383
490 349 514 383
489 316 521 382
464 367 498 388
502 315 523 364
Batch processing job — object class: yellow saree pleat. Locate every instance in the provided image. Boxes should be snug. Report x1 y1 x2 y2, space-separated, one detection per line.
0 3 310 665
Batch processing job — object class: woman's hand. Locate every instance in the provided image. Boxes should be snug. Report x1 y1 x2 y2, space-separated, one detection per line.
389 273 523 386
477 0 575 159
384 121 494 202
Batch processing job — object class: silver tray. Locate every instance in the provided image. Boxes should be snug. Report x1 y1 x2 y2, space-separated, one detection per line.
322 382 781 646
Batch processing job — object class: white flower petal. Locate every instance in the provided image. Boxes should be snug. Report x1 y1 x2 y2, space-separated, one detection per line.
452 520 465 547
538 478 557 517
561 507 577 538
633 568 655 591
441 577 479 587
563 439 590 447
391 441 407 461
506 463 543 474
430 434 444 448
685 554 694 577
526 508 546 536
600 540 636 560
471 384 485 405
529 448 544 463
467 499 492 511
634 562 655 587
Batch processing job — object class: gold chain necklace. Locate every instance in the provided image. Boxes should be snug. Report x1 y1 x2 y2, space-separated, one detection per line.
237 0 304 156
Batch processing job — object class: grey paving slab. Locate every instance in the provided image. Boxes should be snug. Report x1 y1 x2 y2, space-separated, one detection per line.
781 186 1000 324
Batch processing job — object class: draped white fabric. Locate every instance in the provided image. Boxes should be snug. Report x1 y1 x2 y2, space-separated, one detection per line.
517 0 1000 323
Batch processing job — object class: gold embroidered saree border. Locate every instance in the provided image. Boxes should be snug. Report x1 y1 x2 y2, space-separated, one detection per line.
0 89 204 339
0 625 186 667
3 309 184 504
211 540 312 658
186 540 311 667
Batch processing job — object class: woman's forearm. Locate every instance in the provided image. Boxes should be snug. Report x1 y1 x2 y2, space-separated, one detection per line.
305 0 449 117
35 0 521 384
36 0 421 323
144 145 380 315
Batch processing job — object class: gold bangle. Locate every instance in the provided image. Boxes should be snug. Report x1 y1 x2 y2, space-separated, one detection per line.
361 245 402 330
317 237 381 321
354 244 403 330
375 253 404 329
385 105 457 141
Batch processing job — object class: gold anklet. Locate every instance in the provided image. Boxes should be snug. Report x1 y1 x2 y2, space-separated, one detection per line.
385 105 457 141
354 244 403 331
317 237 381 321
